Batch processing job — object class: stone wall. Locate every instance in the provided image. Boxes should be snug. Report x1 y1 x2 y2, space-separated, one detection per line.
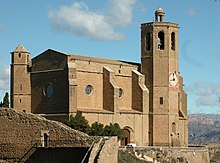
0 108 118 163
130 146 209 163
31 69 69 114
89 137 118 163
96 137 118 163
0 108 94 161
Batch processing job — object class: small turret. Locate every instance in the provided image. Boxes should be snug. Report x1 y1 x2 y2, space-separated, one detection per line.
155 7 165 22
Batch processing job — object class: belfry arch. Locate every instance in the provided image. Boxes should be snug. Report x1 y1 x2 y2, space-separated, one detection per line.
158 31 164 50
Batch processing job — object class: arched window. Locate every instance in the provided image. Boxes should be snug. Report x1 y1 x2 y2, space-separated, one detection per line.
158 31 164 50
171 32 175 50
145 33 151 50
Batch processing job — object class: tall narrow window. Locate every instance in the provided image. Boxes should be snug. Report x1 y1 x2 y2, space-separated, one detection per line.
27 55 30 63
20 84 22 90
44 133 49 147
18 53 21 58
171 32 175 50
159 15 163 22
119 88 123 98
160 97 163 105
145 33 151 50
172 122 176 133
158 31 164 50
41 130 49 147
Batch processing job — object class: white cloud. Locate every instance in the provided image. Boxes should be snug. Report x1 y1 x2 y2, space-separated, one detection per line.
107 0 136 27
48 0 137 40
187 8 196 16
0 65 10 91
187 82 220 107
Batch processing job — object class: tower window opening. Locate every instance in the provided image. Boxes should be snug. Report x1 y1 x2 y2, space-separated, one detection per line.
171 32 175 50
18 53 21 58
20 84 22 90
119 88 123 98
159 15 162 22
172 122 176 133
145 33 151 50
27 55 30 63
160 97 163 105
20 99 22 103
158 32 164 50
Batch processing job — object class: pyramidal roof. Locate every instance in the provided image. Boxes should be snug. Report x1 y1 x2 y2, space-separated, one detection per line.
12 44 29 53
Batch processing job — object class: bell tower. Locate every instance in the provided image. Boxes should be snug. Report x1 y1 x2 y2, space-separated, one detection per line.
10 44 31 112
141 8 188 146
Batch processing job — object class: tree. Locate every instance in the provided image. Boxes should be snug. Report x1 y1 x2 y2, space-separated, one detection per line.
64 112 90 134
2 92 9 108
90 122 104 136
64 113 124 140
103 123 124 140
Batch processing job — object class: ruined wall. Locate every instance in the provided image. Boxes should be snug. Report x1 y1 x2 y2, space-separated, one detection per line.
0 108 94 161
0 108 119 163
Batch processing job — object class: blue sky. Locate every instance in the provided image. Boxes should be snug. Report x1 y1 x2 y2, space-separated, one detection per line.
0 0 220 114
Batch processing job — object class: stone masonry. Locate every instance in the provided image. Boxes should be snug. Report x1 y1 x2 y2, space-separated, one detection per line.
0 108 118 163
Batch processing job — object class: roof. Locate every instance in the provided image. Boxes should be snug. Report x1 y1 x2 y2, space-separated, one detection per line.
155 7 165 14
68 53 138 67
32 49 139 68
12 44 30 53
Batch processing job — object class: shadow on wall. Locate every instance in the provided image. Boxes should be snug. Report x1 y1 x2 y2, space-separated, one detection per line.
26 147 89 163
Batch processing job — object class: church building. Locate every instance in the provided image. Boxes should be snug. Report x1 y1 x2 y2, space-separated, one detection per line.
10 8 188 147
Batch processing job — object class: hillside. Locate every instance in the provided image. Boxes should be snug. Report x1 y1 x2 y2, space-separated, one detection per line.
188 114 220 145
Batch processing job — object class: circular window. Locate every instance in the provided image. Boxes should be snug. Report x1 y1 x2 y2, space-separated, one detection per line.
43 83 54 97
85 85 93 95
119 88 123 98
